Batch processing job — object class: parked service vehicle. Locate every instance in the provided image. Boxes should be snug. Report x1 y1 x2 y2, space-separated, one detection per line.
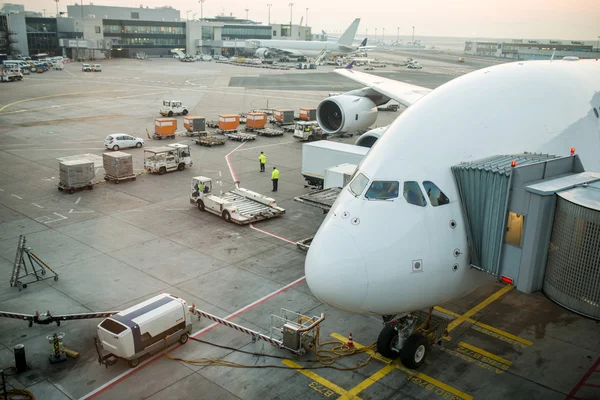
95 293 192 368
104 134 144 151
190 176 285 224
407 61 422 69
293 121 327 142
144 143 192 174
215 55 228 61
160 100 188 117
82 63 92 71
92 64 102 72
52 62 64 70
0 68 23 82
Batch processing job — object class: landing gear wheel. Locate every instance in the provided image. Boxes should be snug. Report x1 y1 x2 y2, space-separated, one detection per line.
177 163 185 171
159 167 166 175
400 334 428 369
179 332 189 344
197 200 205 211
182 109 188 115
128 358 139 368
112 145 119 151
222 210 231 223
376 325 401 360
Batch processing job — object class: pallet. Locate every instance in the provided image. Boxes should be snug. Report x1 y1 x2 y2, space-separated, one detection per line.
104 174 136 184
196 137 227 147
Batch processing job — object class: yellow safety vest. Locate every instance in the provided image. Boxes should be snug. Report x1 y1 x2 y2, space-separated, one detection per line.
259 154 266 164
272 169 280 179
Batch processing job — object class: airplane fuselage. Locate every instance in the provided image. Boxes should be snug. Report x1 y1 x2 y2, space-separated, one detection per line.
254 39 359 57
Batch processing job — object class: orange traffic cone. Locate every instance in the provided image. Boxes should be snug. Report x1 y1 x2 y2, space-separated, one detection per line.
346 332 354 348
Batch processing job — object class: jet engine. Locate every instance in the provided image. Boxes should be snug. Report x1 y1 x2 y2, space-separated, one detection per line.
255 48 270 58
355 125 388 148
317 95 378 135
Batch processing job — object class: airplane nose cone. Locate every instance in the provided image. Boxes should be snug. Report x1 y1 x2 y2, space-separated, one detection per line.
305 225 368 312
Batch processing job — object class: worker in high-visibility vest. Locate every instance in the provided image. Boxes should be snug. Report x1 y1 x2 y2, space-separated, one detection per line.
259 152 266 172
271 167 280 192
195 181 204 196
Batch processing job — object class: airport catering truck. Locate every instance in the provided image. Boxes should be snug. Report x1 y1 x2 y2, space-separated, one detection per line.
95 293 192 368
301 141 369 189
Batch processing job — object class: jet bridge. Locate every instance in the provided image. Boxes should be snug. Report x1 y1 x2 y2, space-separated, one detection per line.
452 152 600 319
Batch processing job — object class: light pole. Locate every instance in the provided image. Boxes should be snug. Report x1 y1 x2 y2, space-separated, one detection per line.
43 9 46 17
198 0 206 21
186 10 191 20
54 0 59 18
289 2 294 36
382 28 385 44
266 4 272 25
193 13 197 20
305 8 308 27
374 28 377 42
366 28 368 40
245 8 249 19
412 26 415 44
396 26 399 44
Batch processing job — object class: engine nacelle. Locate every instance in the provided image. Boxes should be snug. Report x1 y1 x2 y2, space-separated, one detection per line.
255 48 270 58
355 125 388 148
317 95 378 135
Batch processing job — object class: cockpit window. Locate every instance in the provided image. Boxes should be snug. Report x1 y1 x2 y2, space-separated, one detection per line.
349 173 369 196
423 181 450 206
403 181 427 207
365 181 399 200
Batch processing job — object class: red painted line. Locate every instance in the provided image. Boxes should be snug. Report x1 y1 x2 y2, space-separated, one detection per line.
80 276 306 400
582 383 600 389
566 357 600 400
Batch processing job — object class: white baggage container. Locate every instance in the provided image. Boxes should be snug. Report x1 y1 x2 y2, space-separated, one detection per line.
324 163 357 189
301 141 369 188
95 293 192 367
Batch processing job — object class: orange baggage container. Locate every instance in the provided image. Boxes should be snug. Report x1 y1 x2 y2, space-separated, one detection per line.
299 107 317 121
246 112 267 129
218 114 240 131
154 118 177 135
274 109 294 124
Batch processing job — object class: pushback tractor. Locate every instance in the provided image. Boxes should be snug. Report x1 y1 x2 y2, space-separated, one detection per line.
144 144 193 175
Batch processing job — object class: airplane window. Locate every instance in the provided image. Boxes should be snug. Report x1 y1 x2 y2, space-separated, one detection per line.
403 181 427 207
423 181 450 206
365 181 399 200
349 173 369 196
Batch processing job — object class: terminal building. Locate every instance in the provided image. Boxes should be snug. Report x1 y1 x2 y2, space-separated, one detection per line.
1 4 312 59
464 40 598 60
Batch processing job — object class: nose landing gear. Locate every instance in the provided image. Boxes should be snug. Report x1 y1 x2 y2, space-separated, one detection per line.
376 308 450 369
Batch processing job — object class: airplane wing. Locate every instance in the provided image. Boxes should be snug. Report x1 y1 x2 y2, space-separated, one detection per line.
334 67 431 107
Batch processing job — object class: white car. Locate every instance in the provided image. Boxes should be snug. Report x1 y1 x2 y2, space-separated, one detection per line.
104 134 144 151
92 64 102 72
82 63 92 71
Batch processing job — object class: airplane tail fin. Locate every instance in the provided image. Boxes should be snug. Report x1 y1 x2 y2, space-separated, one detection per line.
322 30 327 36
337 18 360 47
360 38 368 47
344 61 355 69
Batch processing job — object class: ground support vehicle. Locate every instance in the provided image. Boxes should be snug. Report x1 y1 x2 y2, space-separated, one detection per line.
294 187 341 213
190 176 285 224
224 132 256 141
255 128 284 137
144 144 193 175
0 69 23 82
95 293 192 368
293 121 327 141
301 141 368 189
195 137 227 147
159 100 188 117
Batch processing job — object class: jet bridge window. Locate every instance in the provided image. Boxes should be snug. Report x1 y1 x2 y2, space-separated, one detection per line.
403 181 427 207
349 173 369 196
365 181 399 200
423 181 450 206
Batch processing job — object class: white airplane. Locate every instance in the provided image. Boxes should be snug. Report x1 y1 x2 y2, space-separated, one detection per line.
306 58 600 368
252 19 367 58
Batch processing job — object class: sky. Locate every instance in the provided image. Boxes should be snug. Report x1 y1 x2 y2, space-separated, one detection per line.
13 0 600 40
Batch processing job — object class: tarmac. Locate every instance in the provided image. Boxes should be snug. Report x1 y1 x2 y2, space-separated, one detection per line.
0 52 598 400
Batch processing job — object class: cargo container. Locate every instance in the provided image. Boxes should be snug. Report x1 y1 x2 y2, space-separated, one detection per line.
103 152 136 183
299 107 317 121
324 163 357 189
301 141 369 188
154 118 177 139
95 293 192 368
183 116 206 133
246 112 267 129
274 109 294 125
58 160 95 193
218 114 240 131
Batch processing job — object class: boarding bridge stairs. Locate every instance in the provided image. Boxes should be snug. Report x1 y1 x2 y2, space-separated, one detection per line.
315 49 330 65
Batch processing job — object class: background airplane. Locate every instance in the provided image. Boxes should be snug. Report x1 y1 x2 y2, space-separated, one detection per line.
307 58 600 368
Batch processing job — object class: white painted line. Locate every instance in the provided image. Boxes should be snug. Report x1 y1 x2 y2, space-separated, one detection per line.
43 213 68 224
75 197 81 204
219 170 222 177
65 69 76 78
31 203 44 209
11 194 23 199
164 208 187 211
236 140 296 152
79 275 307 400
0 188 3 191
69 209 95 214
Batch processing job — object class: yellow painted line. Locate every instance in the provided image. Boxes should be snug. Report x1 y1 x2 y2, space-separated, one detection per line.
0 91 167 115
447 284 514 332
341 365 395 399
281 359 352 398
397 365 474 400
330 333 391 364
435 306 533 347
458 342 512 366
0 89 129 113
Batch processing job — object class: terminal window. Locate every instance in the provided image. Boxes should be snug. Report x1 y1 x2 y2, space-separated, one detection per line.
505 212 524 247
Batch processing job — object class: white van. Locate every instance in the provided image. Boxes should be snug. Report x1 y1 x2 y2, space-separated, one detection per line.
96 293 192 367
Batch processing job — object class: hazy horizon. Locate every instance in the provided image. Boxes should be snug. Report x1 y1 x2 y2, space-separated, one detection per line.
10 0 600 41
